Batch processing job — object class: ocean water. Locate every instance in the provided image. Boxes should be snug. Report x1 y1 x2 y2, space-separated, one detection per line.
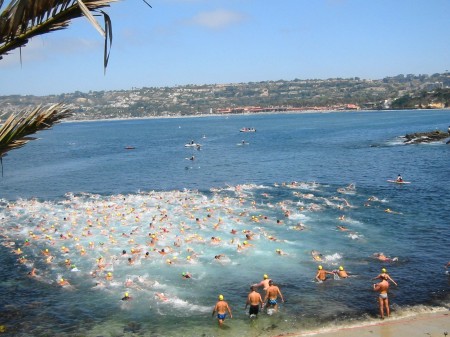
0 110 449 337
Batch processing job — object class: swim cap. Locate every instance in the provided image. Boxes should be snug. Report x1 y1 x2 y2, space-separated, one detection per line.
381 268 387 273
339 266 344 271
107 272 112 276
318 265 323 270
264 274 269 279
182 272 186 276
125 292 129 297
218 294 224 300
276 249 281 252
243 241 248 245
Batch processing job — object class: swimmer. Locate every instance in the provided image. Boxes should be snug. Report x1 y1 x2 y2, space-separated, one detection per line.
253 274 271 291
264 280 284 313
373 275 390 319
27 268 37 277
384 208 401 214
373 268 398 286
374 253 398 263
18 256 27 264
245 285 263 318
181 272 192 279
212 294 232 326
121 292 132 301
58 278 70 286
335 266 348 278
155 292 168 301
124 277 133 287
292 223 306 231
242 240 253 248
315 265 334 282
336 225 349 231
275 249 288 256
13 247 23 255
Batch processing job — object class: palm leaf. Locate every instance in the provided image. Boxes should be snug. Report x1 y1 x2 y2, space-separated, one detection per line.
0 0 119 68
0 103 72 158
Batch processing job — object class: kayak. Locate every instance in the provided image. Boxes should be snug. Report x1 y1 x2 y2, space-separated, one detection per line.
387 180 411 184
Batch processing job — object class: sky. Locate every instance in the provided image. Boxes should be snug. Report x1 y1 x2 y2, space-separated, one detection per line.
1 0 449 96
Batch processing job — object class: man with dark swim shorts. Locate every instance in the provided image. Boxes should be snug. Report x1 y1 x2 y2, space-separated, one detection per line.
212 294 232 326
245 286 263 318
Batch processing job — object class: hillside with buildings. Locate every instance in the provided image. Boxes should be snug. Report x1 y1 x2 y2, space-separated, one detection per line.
1 72 449 121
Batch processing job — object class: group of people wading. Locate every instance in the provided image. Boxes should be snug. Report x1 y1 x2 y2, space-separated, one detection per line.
212 274 284 326
212 267 395 327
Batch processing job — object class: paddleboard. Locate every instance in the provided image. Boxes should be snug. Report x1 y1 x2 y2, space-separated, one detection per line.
387 180 411 184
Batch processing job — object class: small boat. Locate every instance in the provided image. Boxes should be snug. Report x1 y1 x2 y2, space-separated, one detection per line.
124 146 135 150
387 180 411 184
240 127 256 132
185 143 201 148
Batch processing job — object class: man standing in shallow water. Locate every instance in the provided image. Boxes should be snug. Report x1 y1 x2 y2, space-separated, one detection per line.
253 274 271 290
212 294 232 326
264 280 284 313
373 275 390 319
245 286 263 318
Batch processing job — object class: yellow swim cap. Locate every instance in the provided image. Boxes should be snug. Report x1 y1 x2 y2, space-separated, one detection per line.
218 294 224 300
276 249 281 252
125 292 129 297
243 241 248 245
107 272 112 276
339 266 344 271
382 268 387 273
264 274 268 279
318 265 323 270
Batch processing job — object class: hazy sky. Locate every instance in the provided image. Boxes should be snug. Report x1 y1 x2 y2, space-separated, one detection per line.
1 0 449 96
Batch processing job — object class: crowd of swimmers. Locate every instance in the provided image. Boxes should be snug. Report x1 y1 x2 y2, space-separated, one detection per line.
1 183 448 329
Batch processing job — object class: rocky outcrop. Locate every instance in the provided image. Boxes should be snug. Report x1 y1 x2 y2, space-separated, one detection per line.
403 130 450 144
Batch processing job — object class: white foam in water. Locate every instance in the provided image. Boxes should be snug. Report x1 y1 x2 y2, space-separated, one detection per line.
1 182 448 336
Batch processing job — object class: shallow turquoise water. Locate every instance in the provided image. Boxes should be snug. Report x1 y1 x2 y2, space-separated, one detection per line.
0 110 449 336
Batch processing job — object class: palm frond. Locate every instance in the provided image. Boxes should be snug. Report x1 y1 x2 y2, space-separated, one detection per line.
0 0 118 68
0 103 72 158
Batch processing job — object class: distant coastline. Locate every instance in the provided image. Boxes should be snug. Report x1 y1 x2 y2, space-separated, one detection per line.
62 107 450 124
2 72 450 122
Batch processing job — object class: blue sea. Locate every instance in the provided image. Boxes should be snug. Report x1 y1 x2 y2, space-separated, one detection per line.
0 110 449 337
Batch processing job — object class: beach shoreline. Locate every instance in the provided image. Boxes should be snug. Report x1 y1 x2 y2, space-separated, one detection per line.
61 108 450 124
278 309 449 337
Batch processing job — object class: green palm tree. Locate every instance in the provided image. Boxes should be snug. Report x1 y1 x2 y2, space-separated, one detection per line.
0 0 146 164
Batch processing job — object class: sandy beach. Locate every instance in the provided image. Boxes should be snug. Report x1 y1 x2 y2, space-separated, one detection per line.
273 311 449 337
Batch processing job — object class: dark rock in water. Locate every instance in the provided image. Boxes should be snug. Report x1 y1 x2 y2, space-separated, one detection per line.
123 321 142 333
403 130 450 144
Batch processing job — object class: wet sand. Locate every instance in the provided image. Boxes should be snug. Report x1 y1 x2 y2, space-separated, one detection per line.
274 311 449 337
